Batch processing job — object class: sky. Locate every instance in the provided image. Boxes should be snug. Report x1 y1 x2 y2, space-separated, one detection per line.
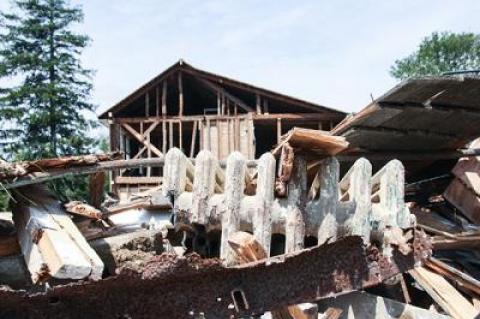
3 0 480 115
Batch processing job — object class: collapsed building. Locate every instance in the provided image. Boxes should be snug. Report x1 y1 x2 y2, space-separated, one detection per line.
0 67 479 318
98 60 346 198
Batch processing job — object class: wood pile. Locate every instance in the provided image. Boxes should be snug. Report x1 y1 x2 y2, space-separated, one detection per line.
0 148 432 318
1 72 480 318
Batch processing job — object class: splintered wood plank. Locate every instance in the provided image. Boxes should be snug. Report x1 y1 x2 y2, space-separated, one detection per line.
451 157 480 196
13 185 104 281
409 267 479 319
426 257 480 296
444 178 480 224
272 127 348 156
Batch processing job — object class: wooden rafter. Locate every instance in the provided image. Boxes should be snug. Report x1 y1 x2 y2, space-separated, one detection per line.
191 74 255 113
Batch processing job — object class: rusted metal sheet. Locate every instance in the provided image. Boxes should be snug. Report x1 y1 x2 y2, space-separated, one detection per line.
0 230 430 319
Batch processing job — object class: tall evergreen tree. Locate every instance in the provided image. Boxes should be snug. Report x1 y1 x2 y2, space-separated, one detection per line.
0 0 96 160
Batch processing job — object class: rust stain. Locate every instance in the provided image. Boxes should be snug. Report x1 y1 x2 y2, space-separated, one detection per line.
0 229 430 319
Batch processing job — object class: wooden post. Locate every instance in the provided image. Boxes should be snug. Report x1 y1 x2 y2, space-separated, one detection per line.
155 86 160 117
222 94 226 115
256 94 261 114
145 92 150 117
277 118 282 144
179 121 183 151
178 71 184 116
147 128 152 177
108 112 120 193
206 118 211 151
162 81 167 115
169 120 173 149
220 152 246 265
247 113 254 159
234 117 239 151
264 99 269 114
190 120 198 158
162 80 167 153
199 119 204 150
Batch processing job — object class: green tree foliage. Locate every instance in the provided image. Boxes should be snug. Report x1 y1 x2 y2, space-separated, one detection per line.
0 0 99 204
0 0 97 160
391 32 480 80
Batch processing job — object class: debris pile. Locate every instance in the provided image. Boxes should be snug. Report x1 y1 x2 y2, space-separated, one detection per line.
0 75 479 318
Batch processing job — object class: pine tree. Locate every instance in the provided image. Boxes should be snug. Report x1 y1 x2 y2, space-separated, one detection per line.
0 0 97 160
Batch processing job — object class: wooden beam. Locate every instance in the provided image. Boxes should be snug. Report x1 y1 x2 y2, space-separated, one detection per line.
338 148 480 162
155 86 160 117
190 120 198 158
192 74 255 113
114 176 163 185
180 66 343 113
222 93 226 115
169 120 173 149
64 201 102 220
111 112 343 124
162 80 167 153
13 185 104 282
147 130 152 176
178 71 184 116
256 94 261 114
162 80 167 116
179 121 183 151
277 118 282 144
409 267 478 319
4 158 167 189
145 92 150 117
426 257 480 296
121 123 163 158
199 119 204 150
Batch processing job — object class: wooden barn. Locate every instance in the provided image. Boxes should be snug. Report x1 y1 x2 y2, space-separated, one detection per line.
99 60 346 195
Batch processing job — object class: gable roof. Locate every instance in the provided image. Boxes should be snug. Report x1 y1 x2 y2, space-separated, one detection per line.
98 59 345 119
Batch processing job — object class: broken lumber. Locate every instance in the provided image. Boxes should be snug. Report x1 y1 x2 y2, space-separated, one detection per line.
317 291 450 319
3 157 165 189
64 201 102 219
272 127 348 156
12 185 104 282
229 231 317 319
444 138 480 224
426 257 480 296
409 266 479 319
